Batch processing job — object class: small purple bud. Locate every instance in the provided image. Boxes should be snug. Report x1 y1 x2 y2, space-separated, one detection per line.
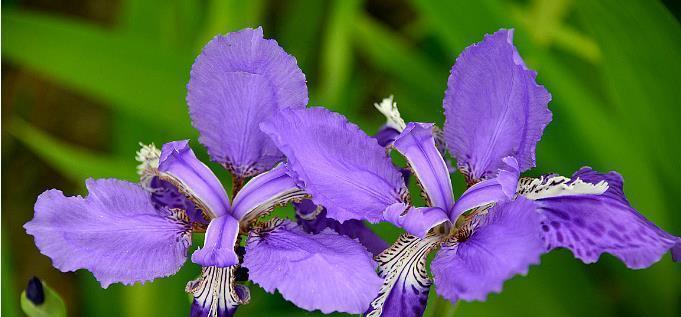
26 276 45 305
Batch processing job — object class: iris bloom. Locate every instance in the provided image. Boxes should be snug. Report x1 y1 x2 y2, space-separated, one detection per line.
261 29 681 317
25 27 383 316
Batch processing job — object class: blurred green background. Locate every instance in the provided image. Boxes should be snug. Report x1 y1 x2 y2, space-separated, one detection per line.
2 0 680 316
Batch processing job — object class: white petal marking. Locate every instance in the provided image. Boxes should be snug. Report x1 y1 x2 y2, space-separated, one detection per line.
367 233 440 317
517 176 608 200
186 266 250 317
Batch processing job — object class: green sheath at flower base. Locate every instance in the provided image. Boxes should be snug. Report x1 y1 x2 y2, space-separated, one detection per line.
20 277 67 317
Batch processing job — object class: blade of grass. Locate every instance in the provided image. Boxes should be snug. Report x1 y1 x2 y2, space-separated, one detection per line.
317 0 361 109
8 119 134 182
2 9 194 136
352 14 445 118
194 0 265 50
277 0 326 78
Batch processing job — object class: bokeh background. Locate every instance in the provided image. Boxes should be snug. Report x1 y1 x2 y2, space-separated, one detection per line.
2 0 681 316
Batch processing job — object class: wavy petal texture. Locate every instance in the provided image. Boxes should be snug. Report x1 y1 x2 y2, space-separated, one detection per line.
262 107 406 223
366 234 440 317
393 122 454 212
191 215 240 267
295 199 388 256
443 29 552 181
158 140 230 218
432 197 544 302
243 219 382 314
25 179 191 288
232 164 306 222
188 27 308 177
186 266 250 317
523 168 680 268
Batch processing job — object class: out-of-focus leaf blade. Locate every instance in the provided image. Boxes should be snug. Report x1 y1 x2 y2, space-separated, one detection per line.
576 0 681 218
278 0 326 77
410 0 506 53
317 0 360 108
1 9 193 136
8 119 134 181
194 0 265 49
2 232 19 317
352 14 445 120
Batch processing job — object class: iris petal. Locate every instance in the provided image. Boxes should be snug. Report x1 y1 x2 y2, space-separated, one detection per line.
188 27 308 177
393 122 454 213
520 168 680 268
25 179 191 288
261 107 406 223
158 140 230 219
443 29 552 181
431 198 544 302
243 219 382 314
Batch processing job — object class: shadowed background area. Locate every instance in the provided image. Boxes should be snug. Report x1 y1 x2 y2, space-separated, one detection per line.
2 0 680 316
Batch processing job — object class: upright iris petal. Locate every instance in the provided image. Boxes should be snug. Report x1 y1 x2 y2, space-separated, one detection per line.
393 122 454 213
261 107 407 223
187 27 308 178
25 179 191 288
443 29 552 182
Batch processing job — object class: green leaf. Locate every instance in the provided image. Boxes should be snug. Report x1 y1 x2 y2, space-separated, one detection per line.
20 279 67 317
8 119 135 182
277 0 326 77
2 9 194 136
575 0 681 216
317 0 361 108
194 0 265 50
410 0 507 53
352 14 445 119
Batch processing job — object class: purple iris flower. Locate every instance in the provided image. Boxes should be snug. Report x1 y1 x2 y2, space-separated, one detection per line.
24 27 383 316
260 29 681 317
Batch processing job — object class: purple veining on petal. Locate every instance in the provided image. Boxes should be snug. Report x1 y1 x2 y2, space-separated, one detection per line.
393 122 455 213
186 266 250 317
191 215 240 267
530 168 680 268
148 177 207 224
366 234 440 317
432 197 544 302
443 29 552 181
187 27 308 177
294 200 388 256
158 140 230 219
244 219 382 314
261 107 406 223
383 203 449 239
25 178 191 288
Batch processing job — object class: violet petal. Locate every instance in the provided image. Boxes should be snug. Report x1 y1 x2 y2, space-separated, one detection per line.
25 179 191 288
